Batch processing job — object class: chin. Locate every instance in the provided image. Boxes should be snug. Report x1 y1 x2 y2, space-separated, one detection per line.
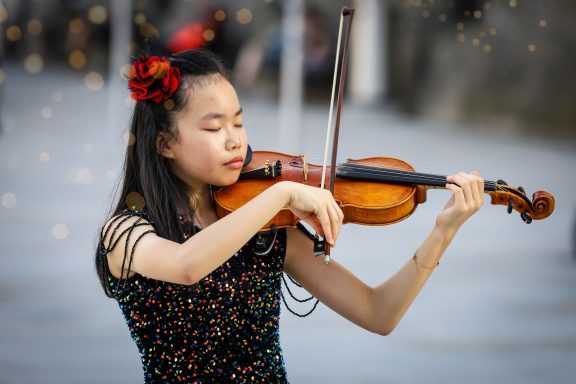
212 173 241 188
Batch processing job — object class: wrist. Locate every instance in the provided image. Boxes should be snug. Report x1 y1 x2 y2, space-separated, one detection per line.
432 222 459 245
271 181 294 207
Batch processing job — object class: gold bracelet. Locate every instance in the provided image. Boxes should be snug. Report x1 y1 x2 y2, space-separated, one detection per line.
412 253 439 269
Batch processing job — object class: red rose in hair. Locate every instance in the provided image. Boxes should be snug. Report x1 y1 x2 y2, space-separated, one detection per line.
128 56 181 103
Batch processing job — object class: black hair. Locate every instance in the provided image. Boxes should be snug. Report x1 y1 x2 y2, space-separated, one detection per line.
95 49 229 295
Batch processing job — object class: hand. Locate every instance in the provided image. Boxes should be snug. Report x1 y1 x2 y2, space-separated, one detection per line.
436 171 484 232
282 182 344 246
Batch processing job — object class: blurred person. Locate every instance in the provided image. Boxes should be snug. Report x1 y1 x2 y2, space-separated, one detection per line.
95 48 484 383
233 4 332 98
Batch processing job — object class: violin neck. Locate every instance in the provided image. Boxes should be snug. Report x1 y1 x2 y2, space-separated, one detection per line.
336 163 497 192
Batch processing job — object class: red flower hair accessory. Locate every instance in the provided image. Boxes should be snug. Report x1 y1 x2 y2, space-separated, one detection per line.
128 56 181 103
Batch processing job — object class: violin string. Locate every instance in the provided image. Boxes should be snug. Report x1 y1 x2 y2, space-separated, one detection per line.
280 156 501 191
338 163 499 191
338 163 446 184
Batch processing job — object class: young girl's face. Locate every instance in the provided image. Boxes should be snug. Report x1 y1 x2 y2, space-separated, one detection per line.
163 75 248 191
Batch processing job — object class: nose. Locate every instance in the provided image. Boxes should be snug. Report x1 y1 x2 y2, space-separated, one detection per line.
225 129 242 151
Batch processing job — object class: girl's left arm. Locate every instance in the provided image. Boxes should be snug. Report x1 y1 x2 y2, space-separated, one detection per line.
284 171 484 335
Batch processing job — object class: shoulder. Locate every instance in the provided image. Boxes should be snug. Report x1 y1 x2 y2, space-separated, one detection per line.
100 210 158 279
101 211 156 247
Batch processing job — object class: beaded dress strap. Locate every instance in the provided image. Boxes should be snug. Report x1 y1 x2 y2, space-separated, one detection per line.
98 210 156 298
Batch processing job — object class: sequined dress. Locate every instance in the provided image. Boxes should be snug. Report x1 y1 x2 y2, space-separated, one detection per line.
99 211 289 383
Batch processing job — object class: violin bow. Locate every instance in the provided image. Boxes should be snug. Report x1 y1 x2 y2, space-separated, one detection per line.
318 7 355 264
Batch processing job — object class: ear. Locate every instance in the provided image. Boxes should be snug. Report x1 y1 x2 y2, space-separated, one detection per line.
156 132 176 159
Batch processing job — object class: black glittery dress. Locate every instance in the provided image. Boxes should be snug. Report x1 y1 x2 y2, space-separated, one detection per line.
99 211 289 383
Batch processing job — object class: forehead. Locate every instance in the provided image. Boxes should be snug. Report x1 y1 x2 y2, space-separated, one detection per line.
180 75 240 118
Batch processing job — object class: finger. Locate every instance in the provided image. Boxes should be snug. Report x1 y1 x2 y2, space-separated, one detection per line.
447 174 472 207
472 171 485 208
328 202 342 245
317 208 334 245
461 171 483 208
445 182 465 209
460 172 481 208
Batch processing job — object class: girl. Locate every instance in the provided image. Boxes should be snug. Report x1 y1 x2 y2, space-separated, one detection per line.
95 49 484 383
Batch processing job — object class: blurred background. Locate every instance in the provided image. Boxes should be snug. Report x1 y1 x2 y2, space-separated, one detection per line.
1 0 575 383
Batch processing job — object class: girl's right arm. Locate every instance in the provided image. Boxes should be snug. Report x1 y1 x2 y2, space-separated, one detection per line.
103 181 343 285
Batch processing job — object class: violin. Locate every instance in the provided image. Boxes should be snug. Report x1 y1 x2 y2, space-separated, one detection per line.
214 7 555 261
214 149 555 229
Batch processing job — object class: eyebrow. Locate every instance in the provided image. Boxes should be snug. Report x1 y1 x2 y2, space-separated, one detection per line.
200 107 243 121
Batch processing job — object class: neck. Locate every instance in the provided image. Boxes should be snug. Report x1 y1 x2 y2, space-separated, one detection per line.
189 184 216 227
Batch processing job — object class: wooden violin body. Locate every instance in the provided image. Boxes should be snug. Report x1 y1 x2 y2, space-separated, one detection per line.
214 151 555 230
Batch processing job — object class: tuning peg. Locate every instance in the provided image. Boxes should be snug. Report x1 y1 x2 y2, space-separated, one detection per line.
497 179 508 186
518 186 526 195
520 211 533 224
507 198 514 214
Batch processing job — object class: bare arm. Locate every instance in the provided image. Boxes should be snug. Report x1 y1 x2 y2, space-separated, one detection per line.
104 180 342 285
284 172 484 335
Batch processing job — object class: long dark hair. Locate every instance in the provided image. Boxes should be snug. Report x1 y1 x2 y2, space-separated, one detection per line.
95 49 229 294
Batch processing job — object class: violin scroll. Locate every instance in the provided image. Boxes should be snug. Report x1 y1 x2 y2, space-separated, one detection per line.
488 183 555 223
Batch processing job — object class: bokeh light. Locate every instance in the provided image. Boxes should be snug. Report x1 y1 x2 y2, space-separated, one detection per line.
41 107 53 119
51 91 63 102
85 72 104 91
69 50 87 69
119 63 132 79
51 224 69 240
164 99 175 111
6 25 22 42
236 8 253 25
139 22 159 39
1 193 17 208
74 168 93 184
203 29 215 42
88 5 108 25
39 152 50 162
27 19 43 36
0 3 7 23
23 53 44 74
214 10 226 22
83 143 94 153
124 132 136 146
134 12 147 25
126 191 146 211
69 18 85 34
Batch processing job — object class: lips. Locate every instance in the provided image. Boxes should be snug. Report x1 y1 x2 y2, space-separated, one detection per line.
223 156 244 170
224 156 244 165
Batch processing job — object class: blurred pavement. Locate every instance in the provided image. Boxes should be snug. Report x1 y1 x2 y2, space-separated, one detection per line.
1 65 575 383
